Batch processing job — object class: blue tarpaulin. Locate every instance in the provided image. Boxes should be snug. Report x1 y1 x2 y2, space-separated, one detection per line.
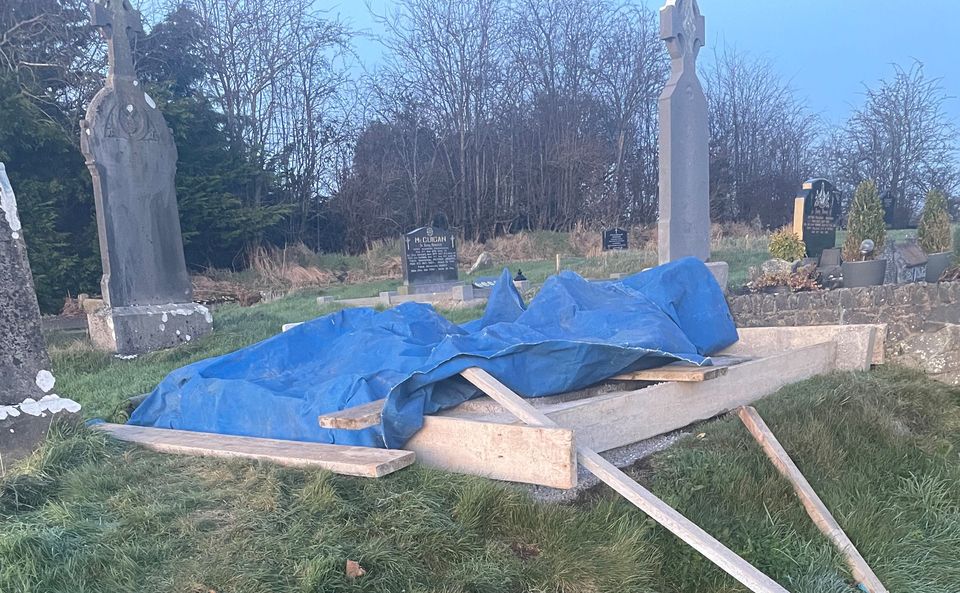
130 257 738 448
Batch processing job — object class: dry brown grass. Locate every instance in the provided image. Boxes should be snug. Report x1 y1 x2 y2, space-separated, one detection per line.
567 222 603 257
59 296 83 317
459 232 547 264
190 223 771 299
361 238 403 277
460 225 662 264
249 245 339 288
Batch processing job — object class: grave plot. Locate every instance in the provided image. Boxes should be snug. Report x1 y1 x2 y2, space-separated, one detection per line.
98 322 888 593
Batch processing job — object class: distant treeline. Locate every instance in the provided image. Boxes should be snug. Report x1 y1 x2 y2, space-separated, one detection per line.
1 0 957 311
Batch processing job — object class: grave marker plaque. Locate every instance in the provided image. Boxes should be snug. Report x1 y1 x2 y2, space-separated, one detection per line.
602 228 629 251
402 226 459 287
792 178 840 259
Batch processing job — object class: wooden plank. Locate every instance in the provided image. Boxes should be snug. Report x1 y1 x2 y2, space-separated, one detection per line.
737 407 889 593
729 325 884 369
460 367 791 593
405 415 577 489
96 423 413 478
544 341 837 453
319 399 385 429
611 363 728 382
321 356 749 430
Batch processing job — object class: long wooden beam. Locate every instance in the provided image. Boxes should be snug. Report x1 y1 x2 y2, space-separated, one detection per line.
610 363 729 382
317 357 736 430
405 415 577 488
729 325 884 369
460 367 792 593
737 407 888 593
96 423 414 478
316 342 839 487
543 341 837 453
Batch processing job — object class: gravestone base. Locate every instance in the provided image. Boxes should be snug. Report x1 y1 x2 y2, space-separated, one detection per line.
397 281 464 296
1 412 80 472
87 302 213 355
706 261 729 291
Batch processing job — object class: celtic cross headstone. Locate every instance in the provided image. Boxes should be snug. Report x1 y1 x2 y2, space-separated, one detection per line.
657 0 710 264
81 0 212 354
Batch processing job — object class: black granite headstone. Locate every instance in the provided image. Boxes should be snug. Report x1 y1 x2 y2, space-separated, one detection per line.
602 228 629 251
880 190 896 227
794 179 841 259
402 226 459 286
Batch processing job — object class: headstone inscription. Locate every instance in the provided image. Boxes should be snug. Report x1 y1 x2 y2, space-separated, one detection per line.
1 164 81 472
792 178 841 259
657 0 710 264
602 228 629 251
401 226 459 290
81 0 212 354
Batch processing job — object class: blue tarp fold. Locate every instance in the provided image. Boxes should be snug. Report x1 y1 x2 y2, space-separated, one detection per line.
130 257 737 448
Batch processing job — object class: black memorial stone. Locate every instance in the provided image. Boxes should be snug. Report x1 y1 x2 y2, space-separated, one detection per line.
880 190 897 227
602 228 628 251
402 226 459 286
794 178 841 259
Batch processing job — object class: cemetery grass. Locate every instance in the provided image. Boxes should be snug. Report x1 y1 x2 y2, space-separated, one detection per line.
3 293 959 592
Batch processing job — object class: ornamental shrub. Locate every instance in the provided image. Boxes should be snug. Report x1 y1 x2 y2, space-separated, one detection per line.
917 189 951 254
768 227 806 261
843 180 886 261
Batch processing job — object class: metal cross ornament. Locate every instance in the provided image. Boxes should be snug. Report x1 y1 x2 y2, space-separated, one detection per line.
660 0 705 62
89 0 143 81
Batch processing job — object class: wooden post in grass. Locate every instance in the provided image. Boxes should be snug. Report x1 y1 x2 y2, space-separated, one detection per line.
737 406 889 593
460 367 792 593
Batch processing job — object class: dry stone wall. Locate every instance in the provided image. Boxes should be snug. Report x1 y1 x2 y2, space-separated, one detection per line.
727 282 960 385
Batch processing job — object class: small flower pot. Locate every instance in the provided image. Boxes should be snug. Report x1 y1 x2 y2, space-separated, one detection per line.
841 259 887 288
925 252 953 283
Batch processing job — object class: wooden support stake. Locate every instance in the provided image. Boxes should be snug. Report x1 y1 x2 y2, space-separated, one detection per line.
736 406 888 593
460 367 791 593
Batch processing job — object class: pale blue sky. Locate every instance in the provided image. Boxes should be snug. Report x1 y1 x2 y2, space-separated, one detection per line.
325 0 960 126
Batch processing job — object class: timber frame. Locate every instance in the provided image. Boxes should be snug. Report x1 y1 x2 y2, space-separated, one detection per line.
320 324 884 489
97 323 888 593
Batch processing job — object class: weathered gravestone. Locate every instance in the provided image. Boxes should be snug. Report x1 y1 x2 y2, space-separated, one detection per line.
81 0 211 354
1 164 81 473
657 0 709 264
792 178 841 259
602 228 629 251
400 226 459 293
881 240 927 284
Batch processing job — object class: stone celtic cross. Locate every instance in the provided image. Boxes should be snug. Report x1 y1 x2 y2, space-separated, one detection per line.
80 0 213 354
90 0 143 82
660 0 705 63
657 0 710 264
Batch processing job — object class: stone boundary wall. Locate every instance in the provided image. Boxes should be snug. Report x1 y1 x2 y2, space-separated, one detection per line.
727 281 960 385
